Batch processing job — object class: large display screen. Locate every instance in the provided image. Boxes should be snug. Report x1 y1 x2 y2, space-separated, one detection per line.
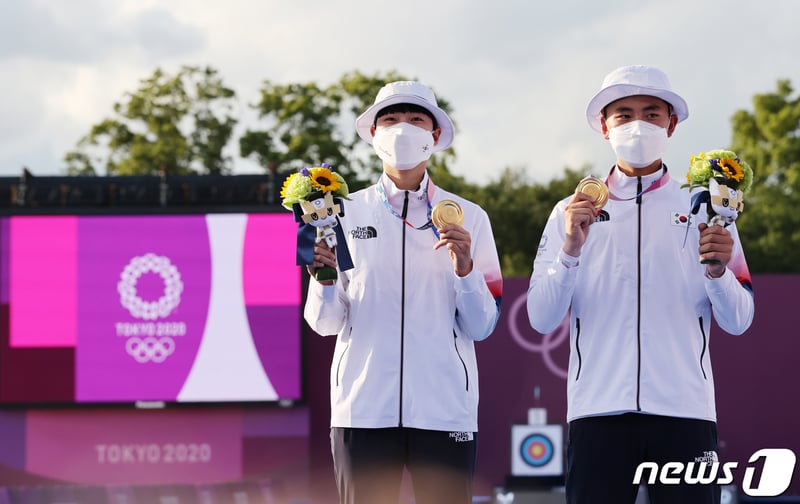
0 212 302 405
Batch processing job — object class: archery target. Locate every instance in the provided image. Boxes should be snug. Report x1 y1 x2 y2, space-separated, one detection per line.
511 424 563 476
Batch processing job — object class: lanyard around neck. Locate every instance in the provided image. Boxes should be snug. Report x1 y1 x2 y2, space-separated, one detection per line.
605 165 670 202
377 177 440 238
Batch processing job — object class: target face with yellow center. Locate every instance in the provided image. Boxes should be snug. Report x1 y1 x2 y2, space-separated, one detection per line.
519 433 554 467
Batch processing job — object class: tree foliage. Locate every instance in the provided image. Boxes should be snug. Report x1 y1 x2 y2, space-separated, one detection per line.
65 65 237 176
427 164 587 278
61 65 798 274
240 70 456 191
239 80 347 182
729 79 800 273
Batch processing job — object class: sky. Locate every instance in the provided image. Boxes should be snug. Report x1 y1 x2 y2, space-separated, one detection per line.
1 0 798 186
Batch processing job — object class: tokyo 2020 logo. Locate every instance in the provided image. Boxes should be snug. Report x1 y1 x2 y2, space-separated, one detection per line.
118 253 183 320
117 253 184 363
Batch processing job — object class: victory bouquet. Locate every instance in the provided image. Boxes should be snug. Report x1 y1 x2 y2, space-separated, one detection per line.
683 149 754 264
684 149 754 227
281 163 353 281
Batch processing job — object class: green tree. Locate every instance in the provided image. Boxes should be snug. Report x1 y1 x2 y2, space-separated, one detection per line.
729 79 800 273
64 65 237 176
239 80 347 185
465 166 587 277
426 162 588 278
240 70 457 191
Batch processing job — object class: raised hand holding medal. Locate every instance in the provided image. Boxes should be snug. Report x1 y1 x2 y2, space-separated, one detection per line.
431 199 473 276
561 175 610 259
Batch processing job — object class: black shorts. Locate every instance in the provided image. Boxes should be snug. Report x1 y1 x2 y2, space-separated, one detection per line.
330 426 477 504
566 413 720 504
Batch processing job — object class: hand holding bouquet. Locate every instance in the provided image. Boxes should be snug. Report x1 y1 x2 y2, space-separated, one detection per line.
683 150 753 265
281 163 352 282
684 149 753 227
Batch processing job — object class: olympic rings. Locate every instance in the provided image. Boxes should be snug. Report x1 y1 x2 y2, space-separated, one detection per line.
507 292 570 379
125 336 176 363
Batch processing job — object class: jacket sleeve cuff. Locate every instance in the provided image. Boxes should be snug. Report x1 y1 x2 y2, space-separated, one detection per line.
704 267 733 290
453 267 485 293
556 249 580 269
307 278 339 301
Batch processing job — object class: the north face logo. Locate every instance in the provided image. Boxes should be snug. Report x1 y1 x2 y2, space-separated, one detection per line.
351 226 378 239
449 432 474 442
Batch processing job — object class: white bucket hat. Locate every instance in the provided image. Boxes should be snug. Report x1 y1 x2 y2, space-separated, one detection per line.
355 81 455 152
585 65 689 132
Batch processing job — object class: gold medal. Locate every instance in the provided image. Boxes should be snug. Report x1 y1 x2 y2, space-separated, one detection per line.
576 177 609 210
431 199 464 228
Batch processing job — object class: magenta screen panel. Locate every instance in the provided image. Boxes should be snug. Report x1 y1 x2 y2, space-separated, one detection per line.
0 213 302 405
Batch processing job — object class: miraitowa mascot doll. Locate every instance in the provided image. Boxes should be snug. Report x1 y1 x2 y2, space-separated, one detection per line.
280 164 353 282
708 176 745 226
684 149 753 262
685 149 753 226
299 191 342 249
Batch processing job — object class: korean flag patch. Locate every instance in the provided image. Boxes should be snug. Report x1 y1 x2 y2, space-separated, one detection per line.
672 211 696 228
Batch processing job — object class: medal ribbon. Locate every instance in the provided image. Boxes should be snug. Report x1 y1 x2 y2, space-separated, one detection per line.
605 165 670 202
377 177 440 238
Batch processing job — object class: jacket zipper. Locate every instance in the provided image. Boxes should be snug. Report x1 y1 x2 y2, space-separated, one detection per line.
335 327 352 387
453 331 469 391
636 176 643 411
575 318 582 380
398 191 409 427
697 317 708 379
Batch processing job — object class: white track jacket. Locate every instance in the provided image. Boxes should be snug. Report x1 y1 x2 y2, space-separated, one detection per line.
527 166 754 423
304 172 503 432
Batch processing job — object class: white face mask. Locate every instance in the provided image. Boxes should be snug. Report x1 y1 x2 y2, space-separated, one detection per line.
372 123 435 170
607 120 668 168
